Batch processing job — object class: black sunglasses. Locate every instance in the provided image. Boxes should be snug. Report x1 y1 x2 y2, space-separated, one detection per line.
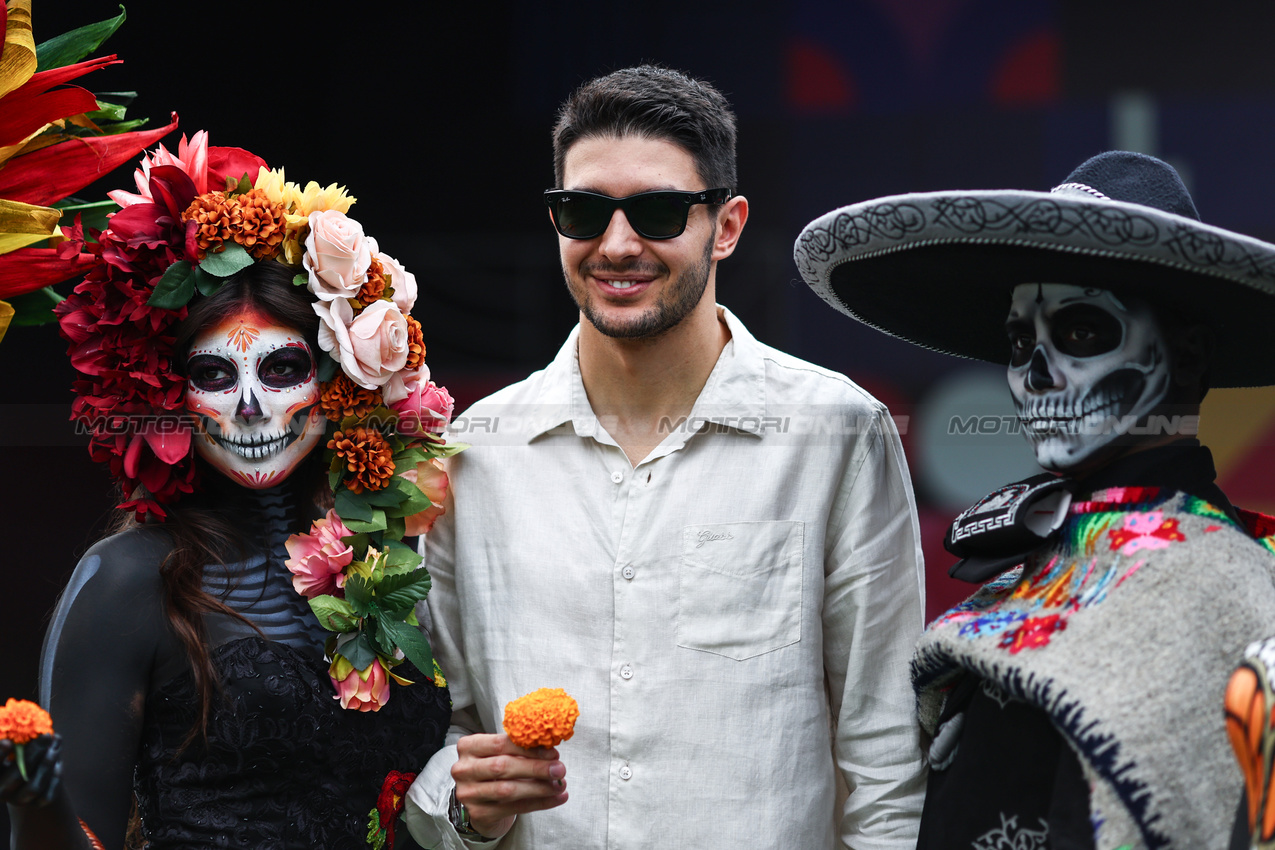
543 187 732 240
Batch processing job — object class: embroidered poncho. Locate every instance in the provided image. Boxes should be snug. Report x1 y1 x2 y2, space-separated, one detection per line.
914 486 1275 849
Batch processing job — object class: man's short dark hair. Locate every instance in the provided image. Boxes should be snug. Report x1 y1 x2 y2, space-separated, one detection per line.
552 65 737 191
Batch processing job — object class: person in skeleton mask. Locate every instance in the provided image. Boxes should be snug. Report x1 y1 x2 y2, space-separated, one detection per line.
795 150 1275 850
3 134 458 849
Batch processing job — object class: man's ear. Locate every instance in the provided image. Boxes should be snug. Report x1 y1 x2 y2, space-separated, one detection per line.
711 194 748 262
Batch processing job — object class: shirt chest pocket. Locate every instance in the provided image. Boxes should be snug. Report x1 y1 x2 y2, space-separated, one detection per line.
676 521 804 661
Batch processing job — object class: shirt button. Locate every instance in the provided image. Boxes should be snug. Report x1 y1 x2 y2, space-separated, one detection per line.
621 565 635 580
620 664 634 680
619 765 633 780
611 470 624 484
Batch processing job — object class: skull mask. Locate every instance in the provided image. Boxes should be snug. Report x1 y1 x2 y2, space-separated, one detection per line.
1006 283 1171 472
185 309 325 488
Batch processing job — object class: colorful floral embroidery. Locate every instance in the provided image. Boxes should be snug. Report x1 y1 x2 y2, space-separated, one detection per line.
1000 614 1066 654
933 491 1205 654
1106 511 1186 555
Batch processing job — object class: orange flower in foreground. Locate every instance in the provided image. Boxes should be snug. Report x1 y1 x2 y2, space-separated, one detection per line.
503 688 579 749
329 426 395 493
403 316 425 371
320 373 383 422
0 698 53 744
356 258 388 307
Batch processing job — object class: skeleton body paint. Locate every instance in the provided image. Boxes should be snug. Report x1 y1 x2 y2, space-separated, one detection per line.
185 309 325 488
1006 283 1171 472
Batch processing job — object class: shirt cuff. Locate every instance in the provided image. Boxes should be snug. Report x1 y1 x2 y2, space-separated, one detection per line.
403 745 504 849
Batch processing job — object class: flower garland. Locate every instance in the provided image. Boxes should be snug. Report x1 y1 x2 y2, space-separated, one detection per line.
55 131 462 709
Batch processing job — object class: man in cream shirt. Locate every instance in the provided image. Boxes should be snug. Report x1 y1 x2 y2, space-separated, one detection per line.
405 65 927 849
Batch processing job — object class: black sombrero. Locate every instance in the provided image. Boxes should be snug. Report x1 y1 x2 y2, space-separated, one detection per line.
794 150 1275 388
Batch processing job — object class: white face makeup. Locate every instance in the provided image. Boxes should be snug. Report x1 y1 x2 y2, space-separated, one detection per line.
185 309 325 488
1006 283 1172 472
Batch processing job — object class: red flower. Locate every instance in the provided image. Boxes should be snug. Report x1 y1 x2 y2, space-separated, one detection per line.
53 164 203 518
375 770 416 848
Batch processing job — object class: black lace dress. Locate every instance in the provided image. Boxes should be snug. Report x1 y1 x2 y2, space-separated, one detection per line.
133 637 449 849
41 477 450 850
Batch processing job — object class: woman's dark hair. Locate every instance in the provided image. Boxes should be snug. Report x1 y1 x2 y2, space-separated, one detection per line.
112 260 326 743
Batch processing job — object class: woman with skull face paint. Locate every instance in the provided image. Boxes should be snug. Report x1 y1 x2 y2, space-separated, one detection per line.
795 152 1275 849
5 136 454 850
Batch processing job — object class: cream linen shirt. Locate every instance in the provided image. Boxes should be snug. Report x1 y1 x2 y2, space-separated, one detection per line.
404 307 926 849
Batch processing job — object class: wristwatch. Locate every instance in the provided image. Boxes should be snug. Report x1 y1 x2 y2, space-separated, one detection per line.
448 785 497 843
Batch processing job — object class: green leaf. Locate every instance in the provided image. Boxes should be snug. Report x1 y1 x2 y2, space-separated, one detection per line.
343 511 388 534
378 579 432 612
9 286 64 327
344 575 375 616
193 266 222 298
292 273 309 287
367 620 397 658
340 531 371 554
309 595 358 632
199 242 254 277
328 467 343 491
363 480 410 509
35 6 126 71
426 441 469 459
387 485 430 519
335 489 374 522
317 354 339 383
384 514 406 541
96 118 149 136
93 91 137 105
226 174 253 195
147 260 195 309
87 100 128 122
337 632 377 671
392 446 429 470
380 618 434 676
383 541 423 570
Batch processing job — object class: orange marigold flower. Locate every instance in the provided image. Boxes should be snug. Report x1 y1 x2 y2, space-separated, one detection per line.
329 426 395 493
0 698 53 744
320 373 383 422
183 191 241 257
502 688 579 749
356 258 388 307
235 188 288 259
404 316 425 371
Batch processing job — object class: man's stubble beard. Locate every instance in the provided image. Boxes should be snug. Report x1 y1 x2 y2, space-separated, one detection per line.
568 226 715 341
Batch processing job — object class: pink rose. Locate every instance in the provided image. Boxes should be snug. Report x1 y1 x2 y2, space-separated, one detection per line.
304 210 375 301
376 250 417 314
401 459 450 536
314 298 410 390
284 509 354 598
330 654 390 712
386 372 454 438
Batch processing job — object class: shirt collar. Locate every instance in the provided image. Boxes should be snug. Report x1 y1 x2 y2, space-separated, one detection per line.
524 305 767 444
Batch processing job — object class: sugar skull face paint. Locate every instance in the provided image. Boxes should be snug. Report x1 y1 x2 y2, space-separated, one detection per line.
185 310 324 488
1006 283 1172 472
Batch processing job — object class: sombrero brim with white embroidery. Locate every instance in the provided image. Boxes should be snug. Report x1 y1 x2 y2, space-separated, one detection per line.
794 157 1275 388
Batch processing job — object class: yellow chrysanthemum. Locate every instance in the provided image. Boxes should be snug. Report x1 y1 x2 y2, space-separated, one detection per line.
290 180 356 216
254 167 290 207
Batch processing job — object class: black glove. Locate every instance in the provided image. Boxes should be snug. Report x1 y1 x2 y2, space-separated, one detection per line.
0 734 64 806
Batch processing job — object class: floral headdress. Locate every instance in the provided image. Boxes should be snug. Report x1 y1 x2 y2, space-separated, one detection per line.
55 131 462 709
